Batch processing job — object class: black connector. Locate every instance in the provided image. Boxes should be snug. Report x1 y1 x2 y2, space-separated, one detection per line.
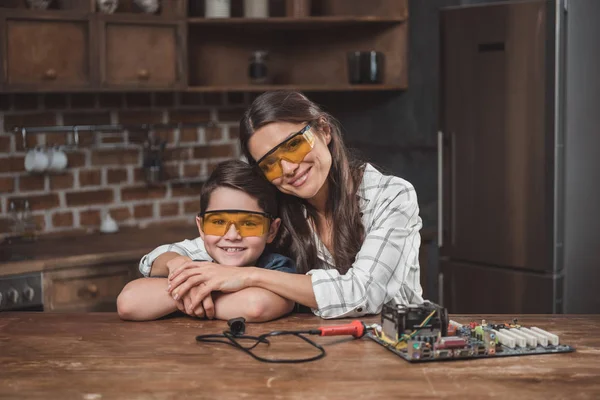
227 317 246 336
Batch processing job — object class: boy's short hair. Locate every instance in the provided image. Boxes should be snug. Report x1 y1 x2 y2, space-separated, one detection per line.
199 160 278 217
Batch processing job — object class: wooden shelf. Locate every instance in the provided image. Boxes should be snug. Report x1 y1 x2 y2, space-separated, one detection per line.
187 16 406 28
186 84 406 93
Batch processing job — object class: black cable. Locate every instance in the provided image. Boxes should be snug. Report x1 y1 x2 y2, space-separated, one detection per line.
196 329 326 363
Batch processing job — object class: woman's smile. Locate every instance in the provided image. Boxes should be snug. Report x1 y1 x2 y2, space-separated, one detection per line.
287 166 311 187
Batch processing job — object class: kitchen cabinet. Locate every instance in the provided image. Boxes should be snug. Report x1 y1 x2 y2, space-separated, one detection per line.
99 18 186 89
0 12 95 91
43 262 138 312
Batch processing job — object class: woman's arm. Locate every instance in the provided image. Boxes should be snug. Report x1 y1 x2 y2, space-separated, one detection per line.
139 238 209 277
150 252 184 277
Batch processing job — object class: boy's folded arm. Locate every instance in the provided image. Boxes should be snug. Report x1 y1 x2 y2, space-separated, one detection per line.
213 287 294 323
117 278 179 321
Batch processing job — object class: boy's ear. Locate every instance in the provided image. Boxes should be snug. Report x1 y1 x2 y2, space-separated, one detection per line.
266 218 281 244
196 216 205 240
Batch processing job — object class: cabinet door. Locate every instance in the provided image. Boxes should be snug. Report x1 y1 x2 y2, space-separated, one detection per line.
439 1 553 272
1 14 94 90
440 260 555 314
100 19 185 89
43 263 137 312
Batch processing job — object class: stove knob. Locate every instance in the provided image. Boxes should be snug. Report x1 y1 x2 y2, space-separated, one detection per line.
23 286 35 302
7 288 19 304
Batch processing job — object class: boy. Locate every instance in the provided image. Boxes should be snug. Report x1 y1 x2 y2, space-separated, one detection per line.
117 160 295 322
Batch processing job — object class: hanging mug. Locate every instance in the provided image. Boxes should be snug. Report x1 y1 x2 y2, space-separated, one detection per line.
24 147 50 173
47 146 68 172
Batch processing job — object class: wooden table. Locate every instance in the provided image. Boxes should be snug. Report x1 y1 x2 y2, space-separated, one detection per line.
1 313 599 399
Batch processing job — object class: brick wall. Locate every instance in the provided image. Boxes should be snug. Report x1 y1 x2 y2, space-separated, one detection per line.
0 92 248 238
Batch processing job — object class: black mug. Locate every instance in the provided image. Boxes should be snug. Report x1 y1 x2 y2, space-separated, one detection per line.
347 51 385 84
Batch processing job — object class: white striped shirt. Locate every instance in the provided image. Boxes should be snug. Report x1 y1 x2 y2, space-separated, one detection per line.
139 164 424 319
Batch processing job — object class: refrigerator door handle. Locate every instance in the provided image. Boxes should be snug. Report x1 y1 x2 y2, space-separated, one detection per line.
438 130 444 248
438 272 444 307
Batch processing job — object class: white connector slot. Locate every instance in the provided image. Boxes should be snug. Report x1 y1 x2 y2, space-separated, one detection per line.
508 328 537 347
519 327 548 347
498 329 527 347
531 327 560 346
491 329 516 348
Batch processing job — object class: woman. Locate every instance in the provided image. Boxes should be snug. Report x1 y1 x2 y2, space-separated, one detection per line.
144 90 424 319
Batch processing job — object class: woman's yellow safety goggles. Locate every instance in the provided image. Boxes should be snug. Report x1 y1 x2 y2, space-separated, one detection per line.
198 210 273 237
256 124 315 181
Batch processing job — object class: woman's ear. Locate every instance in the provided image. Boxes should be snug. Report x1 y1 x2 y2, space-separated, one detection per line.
318 117 332 145
196 216 205 241
266 218 281 244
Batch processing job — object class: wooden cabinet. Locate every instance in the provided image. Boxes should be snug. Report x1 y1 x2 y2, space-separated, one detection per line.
43 262 138 312
99 19 185 89
0 0 408 93
0 13 95 90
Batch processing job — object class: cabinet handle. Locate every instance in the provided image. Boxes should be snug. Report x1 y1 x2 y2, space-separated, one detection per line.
437 131 443 248
137 69 150 80
43 69 57 80
438 273 444 307
81 283 98 298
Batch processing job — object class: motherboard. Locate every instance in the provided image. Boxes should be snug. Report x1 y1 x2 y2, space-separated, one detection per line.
366 301 574 362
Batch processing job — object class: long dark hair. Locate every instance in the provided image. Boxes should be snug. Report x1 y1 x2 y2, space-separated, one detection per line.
200 159 278 218
240 91 365 274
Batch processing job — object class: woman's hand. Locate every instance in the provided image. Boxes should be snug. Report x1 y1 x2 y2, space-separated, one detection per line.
166 255 192 280
168 262 251 307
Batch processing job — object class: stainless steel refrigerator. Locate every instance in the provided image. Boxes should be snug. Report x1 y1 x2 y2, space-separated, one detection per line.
438 0 600 313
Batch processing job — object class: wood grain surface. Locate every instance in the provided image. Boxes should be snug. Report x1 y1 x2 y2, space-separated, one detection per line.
1 313 599 399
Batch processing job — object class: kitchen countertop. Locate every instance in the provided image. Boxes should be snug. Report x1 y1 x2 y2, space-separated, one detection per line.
0 224 199 277
1 313 599 399
0 226 436 278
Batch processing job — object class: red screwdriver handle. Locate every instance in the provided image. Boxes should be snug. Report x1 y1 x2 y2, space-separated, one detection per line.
319 320 366 338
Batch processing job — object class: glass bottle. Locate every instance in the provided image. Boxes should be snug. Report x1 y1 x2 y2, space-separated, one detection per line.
22 201 37 241
248 51 269 84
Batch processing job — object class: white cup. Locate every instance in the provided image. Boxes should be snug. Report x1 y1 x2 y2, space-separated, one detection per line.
47 147 68 172
24 148 49 173
205 0 231 18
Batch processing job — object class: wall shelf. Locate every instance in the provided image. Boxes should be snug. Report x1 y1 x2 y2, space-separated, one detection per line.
186 84 406 93
187 16 406 28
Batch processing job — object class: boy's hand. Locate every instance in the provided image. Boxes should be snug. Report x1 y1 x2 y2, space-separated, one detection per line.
183 285 215 319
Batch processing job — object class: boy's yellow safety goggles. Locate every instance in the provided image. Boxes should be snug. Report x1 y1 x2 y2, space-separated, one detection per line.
256 124 316 181
198 210 273 237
